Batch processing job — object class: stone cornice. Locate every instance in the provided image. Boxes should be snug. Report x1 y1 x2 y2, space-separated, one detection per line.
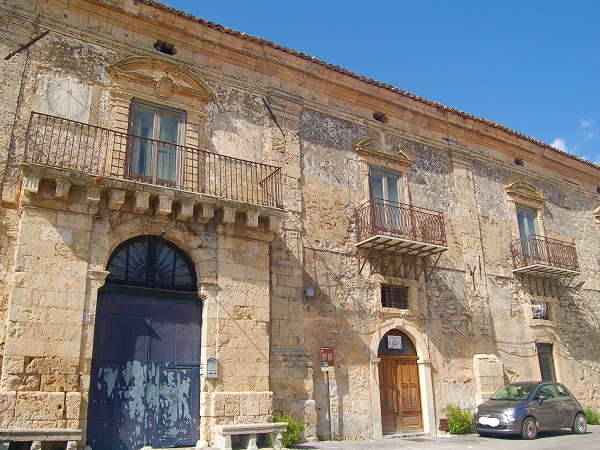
100 2 600 187
7 1 600 189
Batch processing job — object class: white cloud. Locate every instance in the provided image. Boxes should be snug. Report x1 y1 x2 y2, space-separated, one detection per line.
579 118 595 129
551 138 568 152
584 131 598 139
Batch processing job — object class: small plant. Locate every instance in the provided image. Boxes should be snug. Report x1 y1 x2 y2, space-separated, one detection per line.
585 407 599 425
445 404 475 435
271 411 306 448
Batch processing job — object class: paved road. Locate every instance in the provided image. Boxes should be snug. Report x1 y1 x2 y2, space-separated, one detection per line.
295 425 600 449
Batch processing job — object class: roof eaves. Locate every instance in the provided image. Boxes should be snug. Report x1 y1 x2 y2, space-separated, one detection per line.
141 0 599 171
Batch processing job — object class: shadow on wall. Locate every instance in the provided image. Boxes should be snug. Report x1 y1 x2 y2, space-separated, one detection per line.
554 285 600 403
424 253 499 409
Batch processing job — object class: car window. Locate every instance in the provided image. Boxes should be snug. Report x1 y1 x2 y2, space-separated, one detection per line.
491 383 536 400
538 385 558 399
556 384 572 397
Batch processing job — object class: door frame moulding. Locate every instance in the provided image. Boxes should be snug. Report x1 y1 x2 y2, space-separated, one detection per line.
368 319 435 439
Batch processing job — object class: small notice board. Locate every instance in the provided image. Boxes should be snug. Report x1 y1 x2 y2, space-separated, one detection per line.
320 347 334 368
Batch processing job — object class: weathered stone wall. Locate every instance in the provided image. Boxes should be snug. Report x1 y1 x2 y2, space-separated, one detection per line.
0 189 94 429
469 157 600 405
296 98 600 438
0 0 599 446
296 110 481 438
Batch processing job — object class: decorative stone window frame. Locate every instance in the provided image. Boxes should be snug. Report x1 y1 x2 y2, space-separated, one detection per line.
504 180 547 238
355 137 415 204
105 56 213 150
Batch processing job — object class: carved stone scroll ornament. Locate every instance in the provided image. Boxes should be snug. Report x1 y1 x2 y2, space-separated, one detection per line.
107 56 212 103
504 180 546 207
354 137 415 166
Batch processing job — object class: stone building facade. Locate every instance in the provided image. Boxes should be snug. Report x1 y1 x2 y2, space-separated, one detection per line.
1 0 599 448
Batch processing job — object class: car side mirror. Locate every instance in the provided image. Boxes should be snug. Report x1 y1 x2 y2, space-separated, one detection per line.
536 395 548 404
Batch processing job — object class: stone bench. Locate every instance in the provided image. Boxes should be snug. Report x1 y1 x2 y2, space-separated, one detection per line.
214 422 287 450
0 429 81 450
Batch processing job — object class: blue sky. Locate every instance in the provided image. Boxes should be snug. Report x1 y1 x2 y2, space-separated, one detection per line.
162 0 600 165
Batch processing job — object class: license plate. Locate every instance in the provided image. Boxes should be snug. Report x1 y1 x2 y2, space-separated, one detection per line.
479 417 500 427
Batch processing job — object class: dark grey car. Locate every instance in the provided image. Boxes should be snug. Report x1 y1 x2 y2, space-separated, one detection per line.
474 381 587 439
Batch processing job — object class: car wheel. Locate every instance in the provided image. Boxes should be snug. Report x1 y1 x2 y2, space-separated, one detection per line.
572 412 587 434
521 417 538 439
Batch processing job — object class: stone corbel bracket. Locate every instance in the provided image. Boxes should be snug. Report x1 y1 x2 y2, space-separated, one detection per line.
214 200 286 236
20 164 285 234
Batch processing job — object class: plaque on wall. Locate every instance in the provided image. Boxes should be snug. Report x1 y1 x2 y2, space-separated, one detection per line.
387 335 402 349
206 357 218 378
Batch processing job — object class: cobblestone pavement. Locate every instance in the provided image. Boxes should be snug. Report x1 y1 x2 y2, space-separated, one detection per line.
294 424 600 449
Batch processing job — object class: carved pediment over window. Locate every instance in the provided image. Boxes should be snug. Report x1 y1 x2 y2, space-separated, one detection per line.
107 56 212 103
504 180 546 206
354 137 415 166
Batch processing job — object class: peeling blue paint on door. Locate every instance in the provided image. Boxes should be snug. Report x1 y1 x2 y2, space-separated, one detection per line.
87 292 201 450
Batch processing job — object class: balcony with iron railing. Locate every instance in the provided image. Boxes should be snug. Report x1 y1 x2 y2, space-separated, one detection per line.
510 234 580 277
24 112 283 209
354 198 447 257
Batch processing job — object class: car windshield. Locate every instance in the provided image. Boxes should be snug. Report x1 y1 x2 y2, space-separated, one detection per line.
490 383 537 401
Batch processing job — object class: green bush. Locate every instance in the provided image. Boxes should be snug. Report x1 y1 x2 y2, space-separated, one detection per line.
271 411 306 448
445 404 475 435
585 407 599 425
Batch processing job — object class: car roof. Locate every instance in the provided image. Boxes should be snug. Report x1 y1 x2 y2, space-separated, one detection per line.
508 381 566 387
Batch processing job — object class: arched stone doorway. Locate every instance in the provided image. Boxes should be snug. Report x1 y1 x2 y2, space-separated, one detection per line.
87 236 202 450
377 329 422 434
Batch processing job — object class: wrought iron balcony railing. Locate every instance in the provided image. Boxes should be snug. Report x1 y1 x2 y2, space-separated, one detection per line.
355 199 447 247
24 112 283 208
510 234 580 275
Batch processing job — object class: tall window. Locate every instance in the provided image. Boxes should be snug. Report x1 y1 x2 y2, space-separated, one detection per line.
129 101 185 184
370 168 403 232
517 206 538 238
370 168 403 204
537 343 556 381
517 206 539 257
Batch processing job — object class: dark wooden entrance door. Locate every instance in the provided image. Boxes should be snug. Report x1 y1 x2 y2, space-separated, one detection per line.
87 291 201 450
87 236 201 450
378 329 422 434
379 357 422 433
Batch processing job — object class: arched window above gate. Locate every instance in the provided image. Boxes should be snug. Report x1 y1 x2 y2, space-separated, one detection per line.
378 329 417 357
106 236 197 291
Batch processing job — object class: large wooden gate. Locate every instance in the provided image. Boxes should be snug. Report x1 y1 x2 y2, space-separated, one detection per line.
378 330 422 434
87 237 201 450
